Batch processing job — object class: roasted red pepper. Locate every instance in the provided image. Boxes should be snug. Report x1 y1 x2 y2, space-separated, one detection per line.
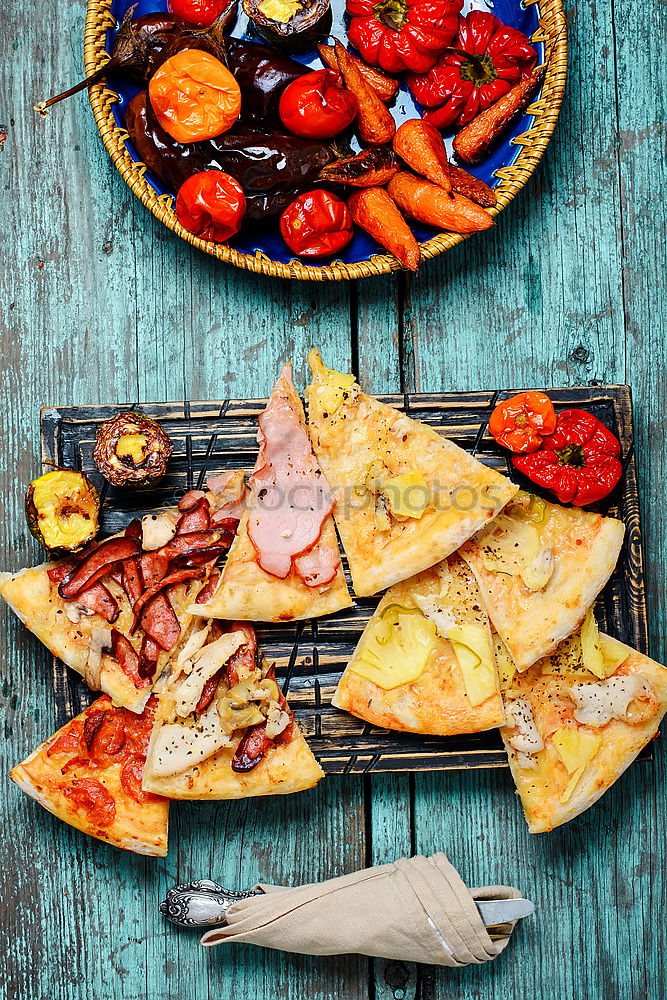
489 391 556 453
176 170 246 243
279 70 357 140
512 409 623 506
408 11 536 129
280 191 353 258
346 0 461 74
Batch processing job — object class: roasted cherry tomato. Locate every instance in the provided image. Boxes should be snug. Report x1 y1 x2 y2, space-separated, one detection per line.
279 70 358 139
489 391 557 453
168 0 230 26
280 190 354 257
148 50 241 142
176 170 246 242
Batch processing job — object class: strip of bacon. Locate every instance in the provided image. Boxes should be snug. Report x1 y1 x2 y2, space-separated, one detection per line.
247 365 334 579
139 593 182 651
194 572 220 606
77 582 120 623
110 628 148 688
59 538 141 599
129 567 204 636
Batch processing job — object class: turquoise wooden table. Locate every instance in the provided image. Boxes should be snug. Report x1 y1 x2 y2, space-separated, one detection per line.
1 0 666 995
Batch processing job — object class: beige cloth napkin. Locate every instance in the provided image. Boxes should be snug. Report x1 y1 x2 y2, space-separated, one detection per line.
201 854 522 966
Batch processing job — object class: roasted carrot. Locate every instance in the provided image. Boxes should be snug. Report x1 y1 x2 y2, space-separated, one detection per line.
446 164 497 208
333 39 396 145
387 172 494 234
348 188 420 271
319 147 400 188
393 120 452 194
318 43 399 102
453 65 547 165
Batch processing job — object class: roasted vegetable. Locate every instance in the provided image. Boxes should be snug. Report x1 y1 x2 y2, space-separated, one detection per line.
93 411 173 488
393 119 451 192
125 91 338 221
387 172 493 233
445 163 496 207
25 470 100 554
346 0 461 74
149 50 241 142
452 64 546 165
280 190 353 256
176 170 246 241
226 39 306 122
243 0 332 51
279 70 357 139
168 0 236 27
347 187 420 270
333 39 395 145
318 43 399 101
319 146 399 187
409 11 537 129
489 391 557 454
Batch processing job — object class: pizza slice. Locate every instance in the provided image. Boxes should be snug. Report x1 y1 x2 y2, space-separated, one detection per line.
332 556 504 735
459 490 625 672
304 350 518 597
10 694 169 856
0 473 245 712
498 612 667 832
194 364 352 622
142 619 324 798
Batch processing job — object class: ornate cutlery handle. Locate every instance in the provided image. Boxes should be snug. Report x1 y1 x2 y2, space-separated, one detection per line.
159 880 264 928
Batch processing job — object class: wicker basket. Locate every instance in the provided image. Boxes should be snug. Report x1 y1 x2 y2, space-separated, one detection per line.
83 0 567 280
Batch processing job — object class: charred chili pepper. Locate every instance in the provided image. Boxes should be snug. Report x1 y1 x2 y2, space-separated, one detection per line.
93 411 173 488
25 470 100 554
279 70 357 139
452 63 545 165
512 409 623 506
319 146 399 187
489 391 557 453
176 170 246 241
280 190 353 257
346 0 462 74
408 11 537 129
149 50 241 142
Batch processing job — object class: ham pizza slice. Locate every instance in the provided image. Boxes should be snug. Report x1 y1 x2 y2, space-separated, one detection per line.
0 474 245 712
142 620 324 798
10 695 169 856
304 350 518 597
193 364 352 622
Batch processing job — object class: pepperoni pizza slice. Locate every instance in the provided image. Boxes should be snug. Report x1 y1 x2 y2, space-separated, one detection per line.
193 364 352 622
142 620 324 798
10 695 169 856
0 474 245 713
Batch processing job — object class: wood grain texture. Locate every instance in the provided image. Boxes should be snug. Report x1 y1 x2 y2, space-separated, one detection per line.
1 0 666 992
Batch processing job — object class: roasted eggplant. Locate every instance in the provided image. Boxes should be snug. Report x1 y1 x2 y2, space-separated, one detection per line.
93 411 173 488
242 0 332 52
125 91 338 221
26 470 100 554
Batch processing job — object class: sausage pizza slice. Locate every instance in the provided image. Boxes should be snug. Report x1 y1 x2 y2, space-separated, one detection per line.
10 695 169 856
459 491 625 671
333 555 504 735
193 363 352 622
304 350 518 597
0 476 244 713
142 620 324 798
499 613 667 832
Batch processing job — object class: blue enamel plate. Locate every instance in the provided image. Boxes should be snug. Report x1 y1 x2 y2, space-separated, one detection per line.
84 0 566 278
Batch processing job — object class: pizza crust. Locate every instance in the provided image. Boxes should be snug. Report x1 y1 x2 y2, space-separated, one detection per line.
192 513 351 622
501 642 667 833
333 558 505 736
460 498 625 671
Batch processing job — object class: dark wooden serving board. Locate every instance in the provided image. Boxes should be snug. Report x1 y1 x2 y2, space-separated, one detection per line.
41 384 648 772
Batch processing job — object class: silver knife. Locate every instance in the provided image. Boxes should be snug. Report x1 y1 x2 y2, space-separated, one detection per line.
159 880 534 929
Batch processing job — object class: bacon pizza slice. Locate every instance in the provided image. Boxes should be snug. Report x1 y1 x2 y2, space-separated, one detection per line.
459 490 625 672
142 620 324 798
0 474 245 712
304 350 518 598
333 555 504 735
499 613 667 832
193 364 352 622
10 695 169 856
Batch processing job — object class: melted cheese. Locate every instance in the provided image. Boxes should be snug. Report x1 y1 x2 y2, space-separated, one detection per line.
505 697 544 756
412 594 456 638
173 633 244 718
569 675 652 727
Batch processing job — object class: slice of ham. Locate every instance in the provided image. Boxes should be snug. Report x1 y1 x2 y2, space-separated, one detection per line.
247 365 335 579
293 543 341 588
